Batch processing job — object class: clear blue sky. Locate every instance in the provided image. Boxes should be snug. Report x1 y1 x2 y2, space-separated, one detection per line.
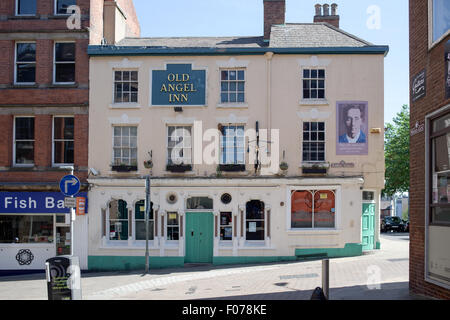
133 0 409 125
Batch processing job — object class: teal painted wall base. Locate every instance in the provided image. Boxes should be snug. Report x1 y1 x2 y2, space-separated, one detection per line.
375 242 381 249
295 243 363 260
213 256 296 266
88 256 185 271
88 244 363 271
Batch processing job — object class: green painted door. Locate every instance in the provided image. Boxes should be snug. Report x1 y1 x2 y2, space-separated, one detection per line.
185 212 214 263
362 203 375 251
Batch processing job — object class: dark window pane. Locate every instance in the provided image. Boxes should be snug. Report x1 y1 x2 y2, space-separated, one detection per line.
130 71 138 81
221 70 228 80
318 69 325 78
56 0 76 15
318 89 325 99
229 71 236 80
55 43 75 62
318 132 325 141
246 200 264 220
136 221 154 240
303 80 310 89
221 93 228 103
303 132 309 141
237 70 245 80
237 93 245 102
55 63 75 83
229 93 236 102
311 90 318 99
318 80 325 88
311 132 317 141
16 63 35 83
303 90 310 99
15 141 34 164
54 141 74 164
311 80 317 89
246 221 264 240
303 69 310 79
311 122 318 131
131 93 138 103
115 71 122 81
311 69 318 78
18 0 36 15
15 118 34 139
0 215 53 244
186 197 213 210
303 122 310 131
431 206 450 225
17 43 36 62
54 117 74 140
318 122 325 131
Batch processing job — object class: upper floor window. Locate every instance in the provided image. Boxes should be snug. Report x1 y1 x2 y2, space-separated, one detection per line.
15 42 36 84
431 0 450 45
167 126 192 166
302 69 325 99
53 117 74 165
54 42 75 84
114 71 138 103
220 125 245 165
16 0 36 16
14 117 34 166
113 126 137 167
55 0 76 15
302 122 325 162
220 69 245 103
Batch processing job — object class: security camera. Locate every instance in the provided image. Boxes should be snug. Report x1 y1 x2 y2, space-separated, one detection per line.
89 168 99 176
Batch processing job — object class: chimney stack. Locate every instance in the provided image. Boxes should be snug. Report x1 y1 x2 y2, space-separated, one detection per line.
314 3 340 29
264 0 286 41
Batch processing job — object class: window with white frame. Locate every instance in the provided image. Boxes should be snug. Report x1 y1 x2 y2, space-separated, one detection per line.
0 215 53 243
167 126 192 165
246 200 264 241
15 42 36 84
220 212 232 241
134 200 154 240
16 0 36 15
55 0 76 15
220 125 245 165
302 122 325 162
220 69 245 103
53 117 74 165
54 42 75 83
167 212 179 240
431 0 450 45
14 117 34 165
302 69 325 99
114 70 138 103
108 199 128 240
291 190 336 229
113 126 137 166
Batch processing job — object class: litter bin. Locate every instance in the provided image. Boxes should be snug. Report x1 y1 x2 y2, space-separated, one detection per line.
45 256 82 300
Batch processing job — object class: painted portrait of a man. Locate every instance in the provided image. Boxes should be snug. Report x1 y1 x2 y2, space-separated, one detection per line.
336 101 368 155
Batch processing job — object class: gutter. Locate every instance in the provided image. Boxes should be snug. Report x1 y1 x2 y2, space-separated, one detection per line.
87 45 389 57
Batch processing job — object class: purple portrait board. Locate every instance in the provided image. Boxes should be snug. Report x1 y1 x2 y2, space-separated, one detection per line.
336 101 369 155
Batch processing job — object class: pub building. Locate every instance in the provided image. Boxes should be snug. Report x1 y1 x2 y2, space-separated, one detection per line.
409 0 450 298
0 0 140 274
85 1 389 271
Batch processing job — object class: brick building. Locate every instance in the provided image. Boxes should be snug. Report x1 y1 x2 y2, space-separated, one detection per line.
0 0 139 273
409 0 450 299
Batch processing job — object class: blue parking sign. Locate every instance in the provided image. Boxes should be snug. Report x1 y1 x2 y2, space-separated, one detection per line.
59 175 81 196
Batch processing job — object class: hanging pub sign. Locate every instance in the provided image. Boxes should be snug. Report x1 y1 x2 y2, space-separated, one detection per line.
411 69 426 102
152 64 206 106
446 40 450 99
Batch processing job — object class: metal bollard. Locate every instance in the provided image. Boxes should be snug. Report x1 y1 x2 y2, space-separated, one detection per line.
322 259 329 299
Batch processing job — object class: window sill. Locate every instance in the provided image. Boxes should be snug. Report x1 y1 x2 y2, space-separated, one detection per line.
8 15 39 20
110 103 141 109
50 83 78 88
299 99 329 106
11 83 38 88
300 162 330 168
217 103 248 109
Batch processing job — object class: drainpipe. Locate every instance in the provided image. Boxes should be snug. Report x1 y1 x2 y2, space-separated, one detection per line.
265 52 274 149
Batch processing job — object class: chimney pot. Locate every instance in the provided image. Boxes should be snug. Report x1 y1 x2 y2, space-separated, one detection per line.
314 4 322 16
323 4 330 16
331 3 338 16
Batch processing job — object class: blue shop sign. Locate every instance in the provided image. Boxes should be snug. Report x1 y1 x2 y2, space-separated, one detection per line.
0 192 88 214
152 64 206 106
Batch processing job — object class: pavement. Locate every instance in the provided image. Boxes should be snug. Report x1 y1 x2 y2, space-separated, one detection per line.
0 233 433 300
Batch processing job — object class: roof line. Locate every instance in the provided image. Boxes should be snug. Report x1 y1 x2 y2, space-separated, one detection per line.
88 45 389 56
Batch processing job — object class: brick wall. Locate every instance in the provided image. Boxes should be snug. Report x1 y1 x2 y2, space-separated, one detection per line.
409 0 450 299
264 0 285 41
